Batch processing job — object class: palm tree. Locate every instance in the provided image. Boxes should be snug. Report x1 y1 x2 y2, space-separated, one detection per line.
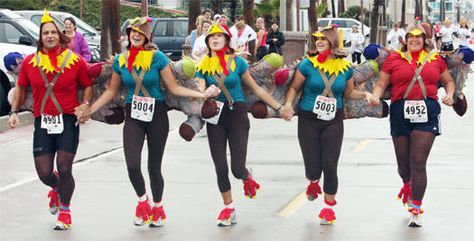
211 0 222 14
369 0 384 43
254 0 280 27
308 0 318 49
242 0 255 26
100 0 121 59
338 0 345 15
286 0 293 30
331 0 336 17
401 0 406 28
188 0 201 34
229 0 237 22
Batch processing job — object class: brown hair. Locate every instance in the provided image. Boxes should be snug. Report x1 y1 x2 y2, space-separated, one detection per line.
37 22 70 52
125 31 151 50
400 34 429 52
205 34 235 57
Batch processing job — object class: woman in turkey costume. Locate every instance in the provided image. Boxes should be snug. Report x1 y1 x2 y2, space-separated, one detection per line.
281 26 372 225
195 23 282 226
368 21 455 227
81 17 220 227
8 10 93 230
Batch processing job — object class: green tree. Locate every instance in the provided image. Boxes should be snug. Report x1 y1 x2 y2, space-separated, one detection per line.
339 6 370 25
254 0 279 27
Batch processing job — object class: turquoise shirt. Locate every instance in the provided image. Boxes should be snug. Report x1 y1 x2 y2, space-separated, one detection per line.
298 58 353 111
112 50 169 103
195 56 249 103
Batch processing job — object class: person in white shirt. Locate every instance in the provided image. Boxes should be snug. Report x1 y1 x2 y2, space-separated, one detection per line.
458 19 471 48
350 25 365 64
192 20 212 60
440 19 455 51
386 22 406 50
230 16 257 59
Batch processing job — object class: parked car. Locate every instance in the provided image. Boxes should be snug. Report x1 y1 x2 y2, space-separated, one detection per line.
15 10 101 62
0 9 39 47
120 17 188 61
0 42 35 116
317 18 370 46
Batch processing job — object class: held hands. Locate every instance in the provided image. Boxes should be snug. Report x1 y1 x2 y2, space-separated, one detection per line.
74 103 91 123
442 94 454 106
280 104 295 121
203 85 221 98
367 92 380 106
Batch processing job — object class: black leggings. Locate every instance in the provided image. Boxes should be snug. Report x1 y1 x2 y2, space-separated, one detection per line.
392 130 435 201
298 109 344 195
207 102 250 193
123 101 169 203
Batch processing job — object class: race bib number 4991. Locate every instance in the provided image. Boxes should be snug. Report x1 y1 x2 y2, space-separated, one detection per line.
41 114 64 134
313 95 337 121
131 95 155 122
404 100 428 123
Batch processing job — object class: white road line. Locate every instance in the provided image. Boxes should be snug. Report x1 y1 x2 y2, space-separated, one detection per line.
0 148 122 193
276 190 308 217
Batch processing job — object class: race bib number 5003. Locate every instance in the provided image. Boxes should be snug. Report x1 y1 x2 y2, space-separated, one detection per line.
313 95 337 121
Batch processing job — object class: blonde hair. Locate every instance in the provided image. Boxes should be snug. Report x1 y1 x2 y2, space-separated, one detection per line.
235 20 245 30
195 15 206 36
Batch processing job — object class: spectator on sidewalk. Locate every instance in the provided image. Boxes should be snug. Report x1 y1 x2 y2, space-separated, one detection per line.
349 25 365 64
266 21 284 55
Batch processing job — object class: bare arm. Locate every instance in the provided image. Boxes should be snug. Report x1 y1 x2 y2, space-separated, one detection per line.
281 69 306 120
162 65 205 98
344 78 370 100
241 69 281 110
368 71 391 106
439 70 455 106
8 85 26 128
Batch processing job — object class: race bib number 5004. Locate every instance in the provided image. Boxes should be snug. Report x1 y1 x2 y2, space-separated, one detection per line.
131 95 155 122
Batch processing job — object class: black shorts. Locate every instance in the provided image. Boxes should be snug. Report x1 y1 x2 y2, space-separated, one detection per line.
33 114 80 157
389 98 441 137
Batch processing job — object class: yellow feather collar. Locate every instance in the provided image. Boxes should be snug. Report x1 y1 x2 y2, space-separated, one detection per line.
197 55 236 76
118 50 154 71
396 50 439 65
28 49 80 74
306 55 351 75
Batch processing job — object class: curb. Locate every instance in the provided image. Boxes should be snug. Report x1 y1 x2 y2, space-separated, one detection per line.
0 111 34 133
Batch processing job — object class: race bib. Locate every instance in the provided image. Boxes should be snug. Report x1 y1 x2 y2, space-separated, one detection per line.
313 95 337 121
131 95 155 122
404 100 428 123
203 101 224 125
41 114 64 134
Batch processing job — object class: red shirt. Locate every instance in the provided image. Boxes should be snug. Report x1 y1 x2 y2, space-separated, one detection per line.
258 28 267 47
381 51 447 102
17 51 92 117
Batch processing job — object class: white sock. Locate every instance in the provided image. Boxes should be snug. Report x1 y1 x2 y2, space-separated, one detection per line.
224 202 234 209
154 201 163 208
138 194 147 202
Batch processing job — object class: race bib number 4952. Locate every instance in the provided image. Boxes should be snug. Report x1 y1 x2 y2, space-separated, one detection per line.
41 114 64 134
404 100 428 123
313 95 337 121
131 95 155 122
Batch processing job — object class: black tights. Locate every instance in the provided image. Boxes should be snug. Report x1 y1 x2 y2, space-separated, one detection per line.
298 110 344 195
123 102 169 203
34 151 75 204
392 130 435 201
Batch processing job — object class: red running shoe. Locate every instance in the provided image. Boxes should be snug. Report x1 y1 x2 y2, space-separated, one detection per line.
217 207 236 227
149 206 166 227
134 198 152 226
54 210 71 230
